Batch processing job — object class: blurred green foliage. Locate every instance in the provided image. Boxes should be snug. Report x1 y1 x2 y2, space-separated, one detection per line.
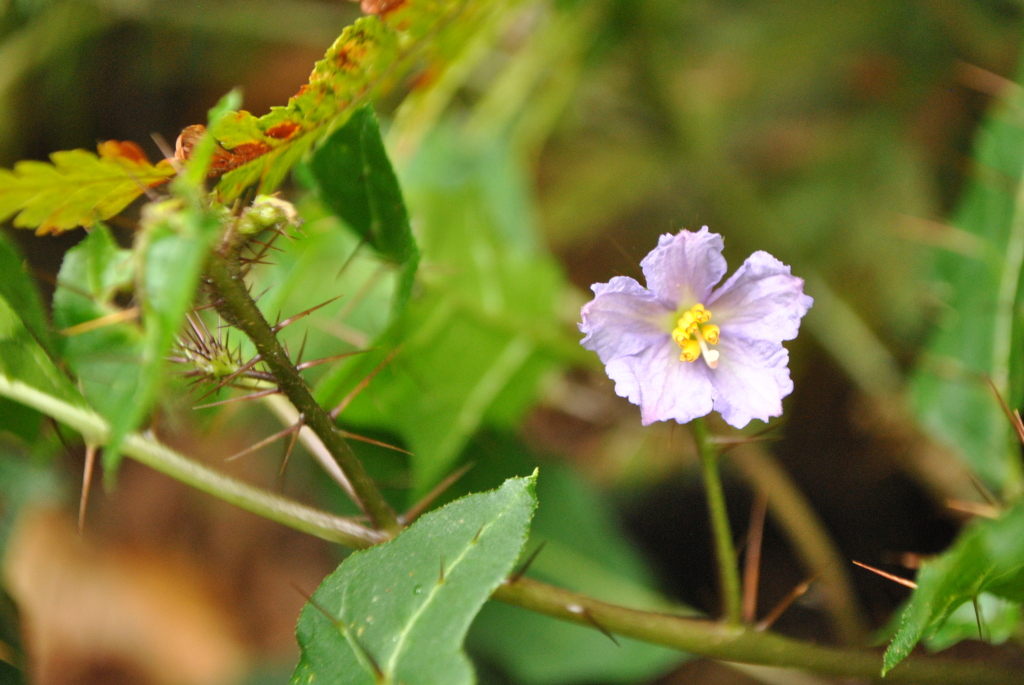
0 0 1024 683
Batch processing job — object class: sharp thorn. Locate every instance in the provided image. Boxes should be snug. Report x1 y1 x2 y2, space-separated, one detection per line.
742 492 768 624
247 238 284 253
48 417 73 454
78 444 98 535
946 499 1000 519
295 330 309 366
296 348 371 371
225 420 302 462
195 355 263 402
400 462 474 525
756 576 817 632
581 610 618 647
151 132 179 168
852 561 917 589
289 583 341 628
337 237 367 280
973 596 986 641
330 347 402 419
508 541 547 584
272 295 343 333
279 414 304 476
194 387 279 409
337 429 412 455
985 374 1024 446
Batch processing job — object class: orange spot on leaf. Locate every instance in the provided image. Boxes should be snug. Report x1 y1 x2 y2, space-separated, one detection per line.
360 0 405 15
97 140 152 165
174 124 272 179
265 121 301 140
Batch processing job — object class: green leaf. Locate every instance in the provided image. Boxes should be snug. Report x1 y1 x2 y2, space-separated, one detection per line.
922 593 1021 653
0 141 175 234
310 106 418 265
0 242 83 410
210 0 524 201
315 132 582 492
0 233 60 441
52 204 220 479
290 473 537 685
53 225 145 446
470 464 687 685
0 234 53 356
104 201 221 478
910 57 1024 491
883 499 1024 673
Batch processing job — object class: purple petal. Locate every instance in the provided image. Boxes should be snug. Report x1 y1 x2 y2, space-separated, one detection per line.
580 276 672 363
710 337 793 428
708 251 812 343
640 227 727 308
606 341 715 425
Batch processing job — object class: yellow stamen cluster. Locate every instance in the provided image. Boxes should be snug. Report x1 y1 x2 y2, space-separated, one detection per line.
671 303 721 367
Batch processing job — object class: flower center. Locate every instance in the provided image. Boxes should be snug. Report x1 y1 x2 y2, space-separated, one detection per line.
671 303 720 369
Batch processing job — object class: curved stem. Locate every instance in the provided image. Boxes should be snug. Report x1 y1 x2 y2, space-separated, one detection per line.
205 253 400 532
0 377 385 549
692 417 743 624
494 579 1015 685
0 376 1017 684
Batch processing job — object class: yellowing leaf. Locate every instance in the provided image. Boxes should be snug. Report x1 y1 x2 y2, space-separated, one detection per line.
203 0 517 200
0 141 175 234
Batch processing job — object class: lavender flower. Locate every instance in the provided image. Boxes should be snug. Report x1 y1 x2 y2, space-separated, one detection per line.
579 227 812 428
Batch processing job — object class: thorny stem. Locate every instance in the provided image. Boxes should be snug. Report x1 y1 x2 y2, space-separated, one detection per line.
493 579 1016 685
0 377 386 548
205 253 401 533
0 377 1018 685
692 417 743 624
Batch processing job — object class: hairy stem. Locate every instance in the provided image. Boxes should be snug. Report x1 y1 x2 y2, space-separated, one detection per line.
205 253 400 532
692 417 743 624
0 377 1017 685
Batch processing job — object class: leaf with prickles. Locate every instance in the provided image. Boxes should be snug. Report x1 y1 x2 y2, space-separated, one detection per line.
0 141 176 234
203 0 521 200
883 499 1024 674
290 473 537 685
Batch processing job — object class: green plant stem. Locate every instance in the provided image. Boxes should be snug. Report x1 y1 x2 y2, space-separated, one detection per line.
0 376 1018 685
0 377 385 548
493 579 1016 685
691 417 743 624
205 253 400 532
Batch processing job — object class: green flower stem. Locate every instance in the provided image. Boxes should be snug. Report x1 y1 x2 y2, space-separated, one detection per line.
0 376 1018 684
0 377 386 549
205 253 400 533
691 417 743 624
